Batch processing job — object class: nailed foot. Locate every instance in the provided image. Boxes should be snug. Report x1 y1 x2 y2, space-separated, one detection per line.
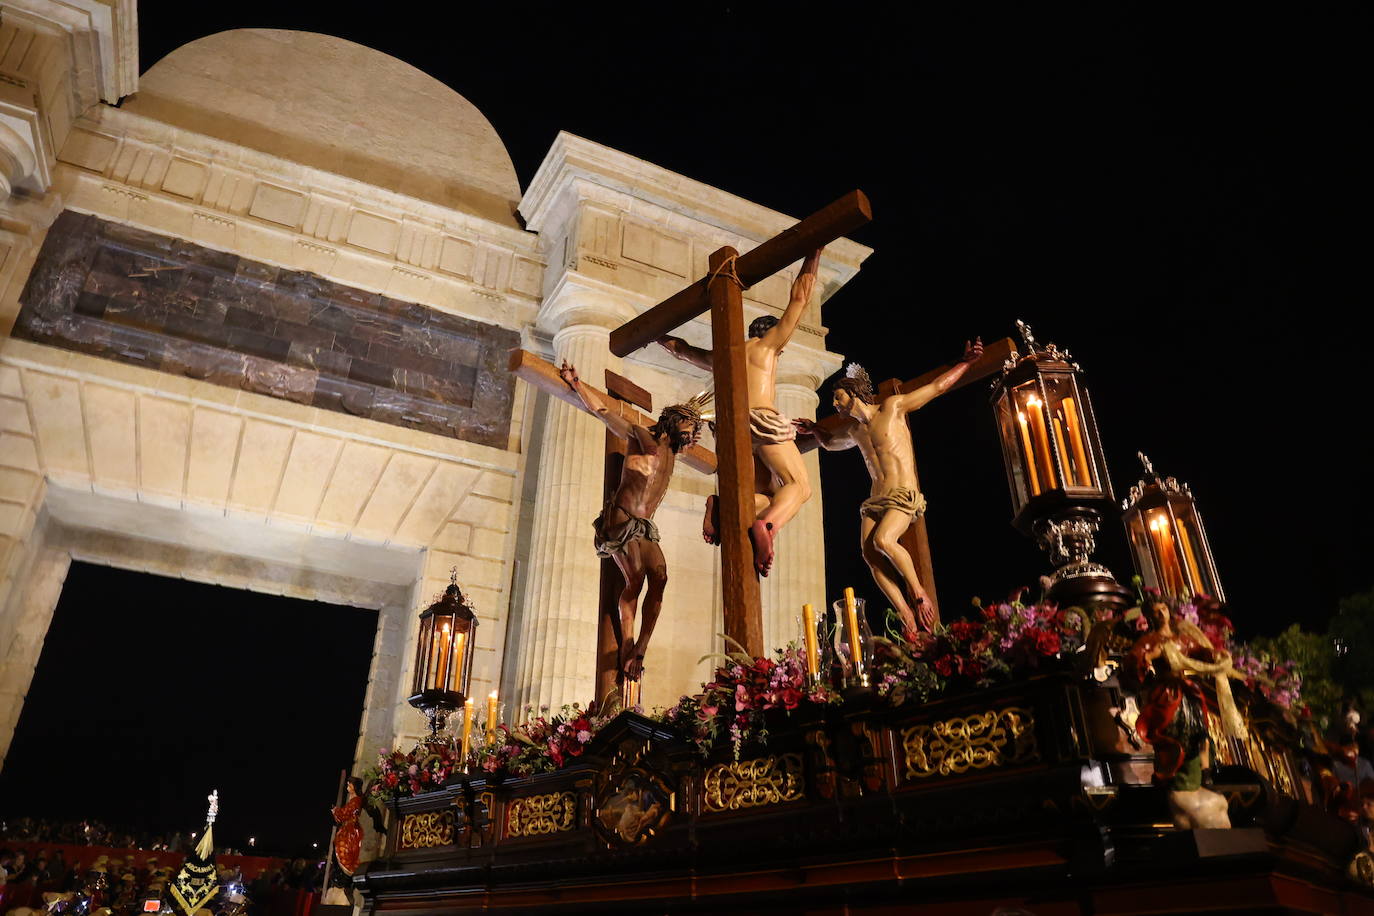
914 597 936 633
702 494 721 545
617 635 636 680
749 520 776 577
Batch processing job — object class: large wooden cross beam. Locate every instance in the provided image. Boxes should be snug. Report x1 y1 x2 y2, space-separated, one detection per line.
509 349 716 474
610 191 873 657
798 336 1015 615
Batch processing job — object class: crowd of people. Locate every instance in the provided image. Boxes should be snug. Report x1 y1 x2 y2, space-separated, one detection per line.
0 820 330 916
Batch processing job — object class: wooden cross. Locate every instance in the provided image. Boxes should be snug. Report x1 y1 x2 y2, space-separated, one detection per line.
609 192 872 657
508 349 717 704
797 336 1015 618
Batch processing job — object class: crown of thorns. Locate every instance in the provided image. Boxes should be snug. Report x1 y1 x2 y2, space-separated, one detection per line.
662 389 714 424
842 362 875 400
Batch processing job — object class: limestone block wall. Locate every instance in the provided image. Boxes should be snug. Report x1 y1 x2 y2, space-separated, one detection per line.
0 92 540 763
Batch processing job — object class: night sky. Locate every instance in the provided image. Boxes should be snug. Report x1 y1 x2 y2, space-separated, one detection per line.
6 4 1370 848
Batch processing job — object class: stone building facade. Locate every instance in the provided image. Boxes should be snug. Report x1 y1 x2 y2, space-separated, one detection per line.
0 10 869 769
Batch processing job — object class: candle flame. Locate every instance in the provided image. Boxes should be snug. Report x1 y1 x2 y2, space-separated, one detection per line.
489 689 498 700
1027 394 1043 408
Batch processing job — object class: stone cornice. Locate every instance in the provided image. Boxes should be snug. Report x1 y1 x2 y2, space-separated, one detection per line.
519 132 873 277
81 106 540 252
3 0 136 103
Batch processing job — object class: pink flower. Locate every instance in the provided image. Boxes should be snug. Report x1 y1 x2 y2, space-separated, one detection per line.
577 729 592 743
735 683 750 712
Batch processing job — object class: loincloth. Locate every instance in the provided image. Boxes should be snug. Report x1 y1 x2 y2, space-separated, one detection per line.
593 503 660 558
860 486 927 521
749 406 796 446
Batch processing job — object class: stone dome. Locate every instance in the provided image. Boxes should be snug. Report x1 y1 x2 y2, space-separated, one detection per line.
124 29 522 228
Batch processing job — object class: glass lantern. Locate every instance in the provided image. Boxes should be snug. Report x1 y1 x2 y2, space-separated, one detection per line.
991 320 1114 532
991 321 1130 610
408 570 478 736
1122 453 1225 604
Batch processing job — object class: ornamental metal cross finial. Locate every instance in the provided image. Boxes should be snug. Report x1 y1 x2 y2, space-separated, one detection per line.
205 789 219 824
1138 451 1155 476
1015 318 1039 353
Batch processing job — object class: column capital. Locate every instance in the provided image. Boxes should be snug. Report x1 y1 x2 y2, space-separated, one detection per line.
536 271 643 338
777 345 844 393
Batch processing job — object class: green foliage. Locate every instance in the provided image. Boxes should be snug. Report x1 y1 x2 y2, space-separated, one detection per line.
1330 588 1374 697
1249 623 1342 729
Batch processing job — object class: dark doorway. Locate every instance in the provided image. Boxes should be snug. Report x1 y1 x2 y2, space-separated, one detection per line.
0 561 378 856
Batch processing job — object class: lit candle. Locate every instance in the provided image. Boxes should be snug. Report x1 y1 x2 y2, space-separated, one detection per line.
801 603 819 678
427 621 442 688
447 631 466 692
1061 397 1093 486
1017 411 1041 496
460 697 474 761
1053 415 1071 483
843 587 862 674
1148 515 1184 595
485 689 499 742
435 622 451 691
1177 523 1205 596
1025 394 1058 489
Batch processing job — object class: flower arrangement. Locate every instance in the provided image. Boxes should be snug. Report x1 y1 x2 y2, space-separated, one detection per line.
365 588 1310 802
365 743 464 803
660 643 840 759
869 589 1090 706
474 701 615 777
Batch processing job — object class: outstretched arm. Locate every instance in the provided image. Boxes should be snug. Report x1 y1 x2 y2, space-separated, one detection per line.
892 337 984 413
793 416 857 451
759 249 822 351
558 361 639 440
657 335 713 371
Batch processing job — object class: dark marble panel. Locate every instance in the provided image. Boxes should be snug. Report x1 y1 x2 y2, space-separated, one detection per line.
14 210 520 448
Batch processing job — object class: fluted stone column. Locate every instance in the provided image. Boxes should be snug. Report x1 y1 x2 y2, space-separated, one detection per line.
760 375 828 652
512 318 621 712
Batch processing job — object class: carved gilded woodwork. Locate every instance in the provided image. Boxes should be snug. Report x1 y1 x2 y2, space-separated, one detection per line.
703 753 805 812
902 706 1038 779
506 791 578 838
397 810 456 850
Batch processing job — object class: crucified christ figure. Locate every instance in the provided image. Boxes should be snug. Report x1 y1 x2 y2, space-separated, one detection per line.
657 249 822 576
796 337 983 639
558 360 710 682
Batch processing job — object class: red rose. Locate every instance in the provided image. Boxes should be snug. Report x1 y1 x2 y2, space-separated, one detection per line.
964 658 986 680
934 655 958 677
1031 628 1060 655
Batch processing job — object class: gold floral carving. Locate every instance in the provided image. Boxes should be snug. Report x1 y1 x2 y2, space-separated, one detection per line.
397 810 456 849
703 753 805 812
506 791 578 837
902 706 1038 779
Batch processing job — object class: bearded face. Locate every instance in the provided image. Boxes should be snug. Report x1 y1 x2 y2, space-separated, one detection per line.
655 410 702 452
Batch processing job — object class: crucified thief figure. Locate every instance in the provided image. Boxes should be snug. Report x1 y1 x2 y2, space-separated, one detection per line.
558 360 710 682
657 249 822 576
795 338 983 639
